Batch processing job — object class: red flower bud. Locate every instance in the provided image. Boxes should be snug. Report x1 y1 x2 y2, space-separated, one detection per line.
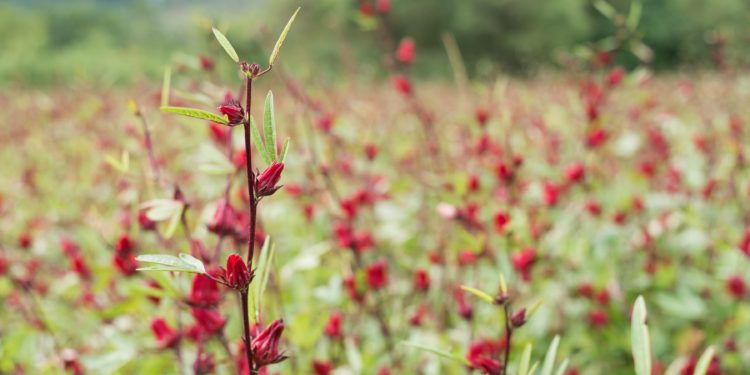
454 287 473 321
396 37 415 65
207 199 237 236
138 210 156 231
251 319 287 367
324 312 343 339
151 317 179 349
510 308 527 327
218 100 245 125
189 274 221 307
255 162 284 198
413 268 430 292
565 162 585 183
392 75 412 95
366 259 388 290
727 276 747 299
376 0 390 13
225 254 252 290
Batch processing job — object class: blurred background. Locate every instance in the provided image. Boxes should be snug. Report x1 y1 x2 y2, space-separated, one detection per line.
2 0 749 87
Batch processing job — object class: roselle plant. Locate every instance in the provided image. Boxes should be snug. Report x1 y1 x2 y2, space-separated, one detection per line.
136 8 300 375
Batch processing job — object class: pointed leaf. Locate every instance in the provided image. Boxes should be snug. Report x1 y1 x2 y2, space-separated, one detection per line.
161 106 228 125
593 0 616 19
252 237 275 322
161 66 171 107
540 335 560 375
263 91 277 162
279 138 290 162
212 27 239 63
554 359 570 375
518 343 533 375
269 7 300 66
136 254 206 274
402 342 470 366
141 199 184 222
460 285 495 304
693 347 716 375
626 0 642 31
631 296 652 375
250 116 272 165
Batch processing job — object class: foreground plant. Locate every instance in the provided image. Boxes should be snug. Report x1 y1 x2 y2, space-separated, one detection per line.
137 7 300 374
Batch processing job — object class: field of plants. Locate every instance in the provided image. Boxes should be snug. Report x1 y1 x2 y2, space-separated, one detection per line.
2 1 750 375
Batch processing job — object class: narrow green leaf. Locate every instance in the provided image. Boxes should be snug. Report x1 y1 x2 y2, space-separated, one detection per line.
161 106 228 125
269 7 300 66
554 358 570 375
164 213 181 239
402 342 470 366
136 254 206 274
141 199 184 222
693 347 716 375
631 296 652 375
161 66 171 107
252 237 275 322
528 362 540 375
250 116 272 165
212 27 239 63
518 343 533 375
279 138 290 162
626 0 642 31
263 91 277 163
540 335 560 375
593 0 616 19
460 285 495 304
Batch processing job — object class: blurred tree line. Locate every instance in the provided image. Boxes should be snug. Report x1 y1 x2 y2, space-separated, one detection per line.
1 0 748 86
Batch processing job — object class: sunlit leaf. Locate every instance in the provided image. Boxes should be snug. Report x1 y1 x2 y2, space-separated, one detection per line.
136 254 206 274
161 66 171 107
279 138 290 162
460 285 495 304
540 335 560 375
263 91 277 163
161 106 228 125
269 7 300 66
212 27 239 63
402 342 470 366
250 116 272 165
693 347 716 375
518 343 533 375
631 296 652 375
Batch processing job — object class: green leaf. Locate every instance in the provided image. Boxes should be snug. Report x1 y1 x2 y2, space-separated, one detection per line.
105 150 130 174
518 343 533 375
593 0 616 19
402 342 470 366
626 0 642 31
554 359 570 375
250 116 272 165
252 237 275 322
269 7 300 66
263 91 278 163
460 285 495 304
693 347 716 375
161 66 171 107
141 199 184 222
212 27 239 63
161 106 228 125
136 254 206 274
279 138 290 162
540 335 560 375
631 296 652 375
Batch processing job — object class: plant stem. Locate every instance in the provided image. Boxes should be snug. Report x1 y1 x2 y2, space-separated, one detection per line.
502 304 513 373
243 75 258 266
240 291 254 374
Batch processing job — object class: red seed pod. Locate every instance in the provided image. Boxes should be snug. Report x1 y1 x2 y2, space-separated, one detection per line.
151 317 180 349
323 312 343 339
255 162 285 198
225 254 252 290
392 75 412 95
366 259 388 290
251 320 287 367
396 37 415 65
413 268 430 292
375 0 390 13
218 100 245 125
